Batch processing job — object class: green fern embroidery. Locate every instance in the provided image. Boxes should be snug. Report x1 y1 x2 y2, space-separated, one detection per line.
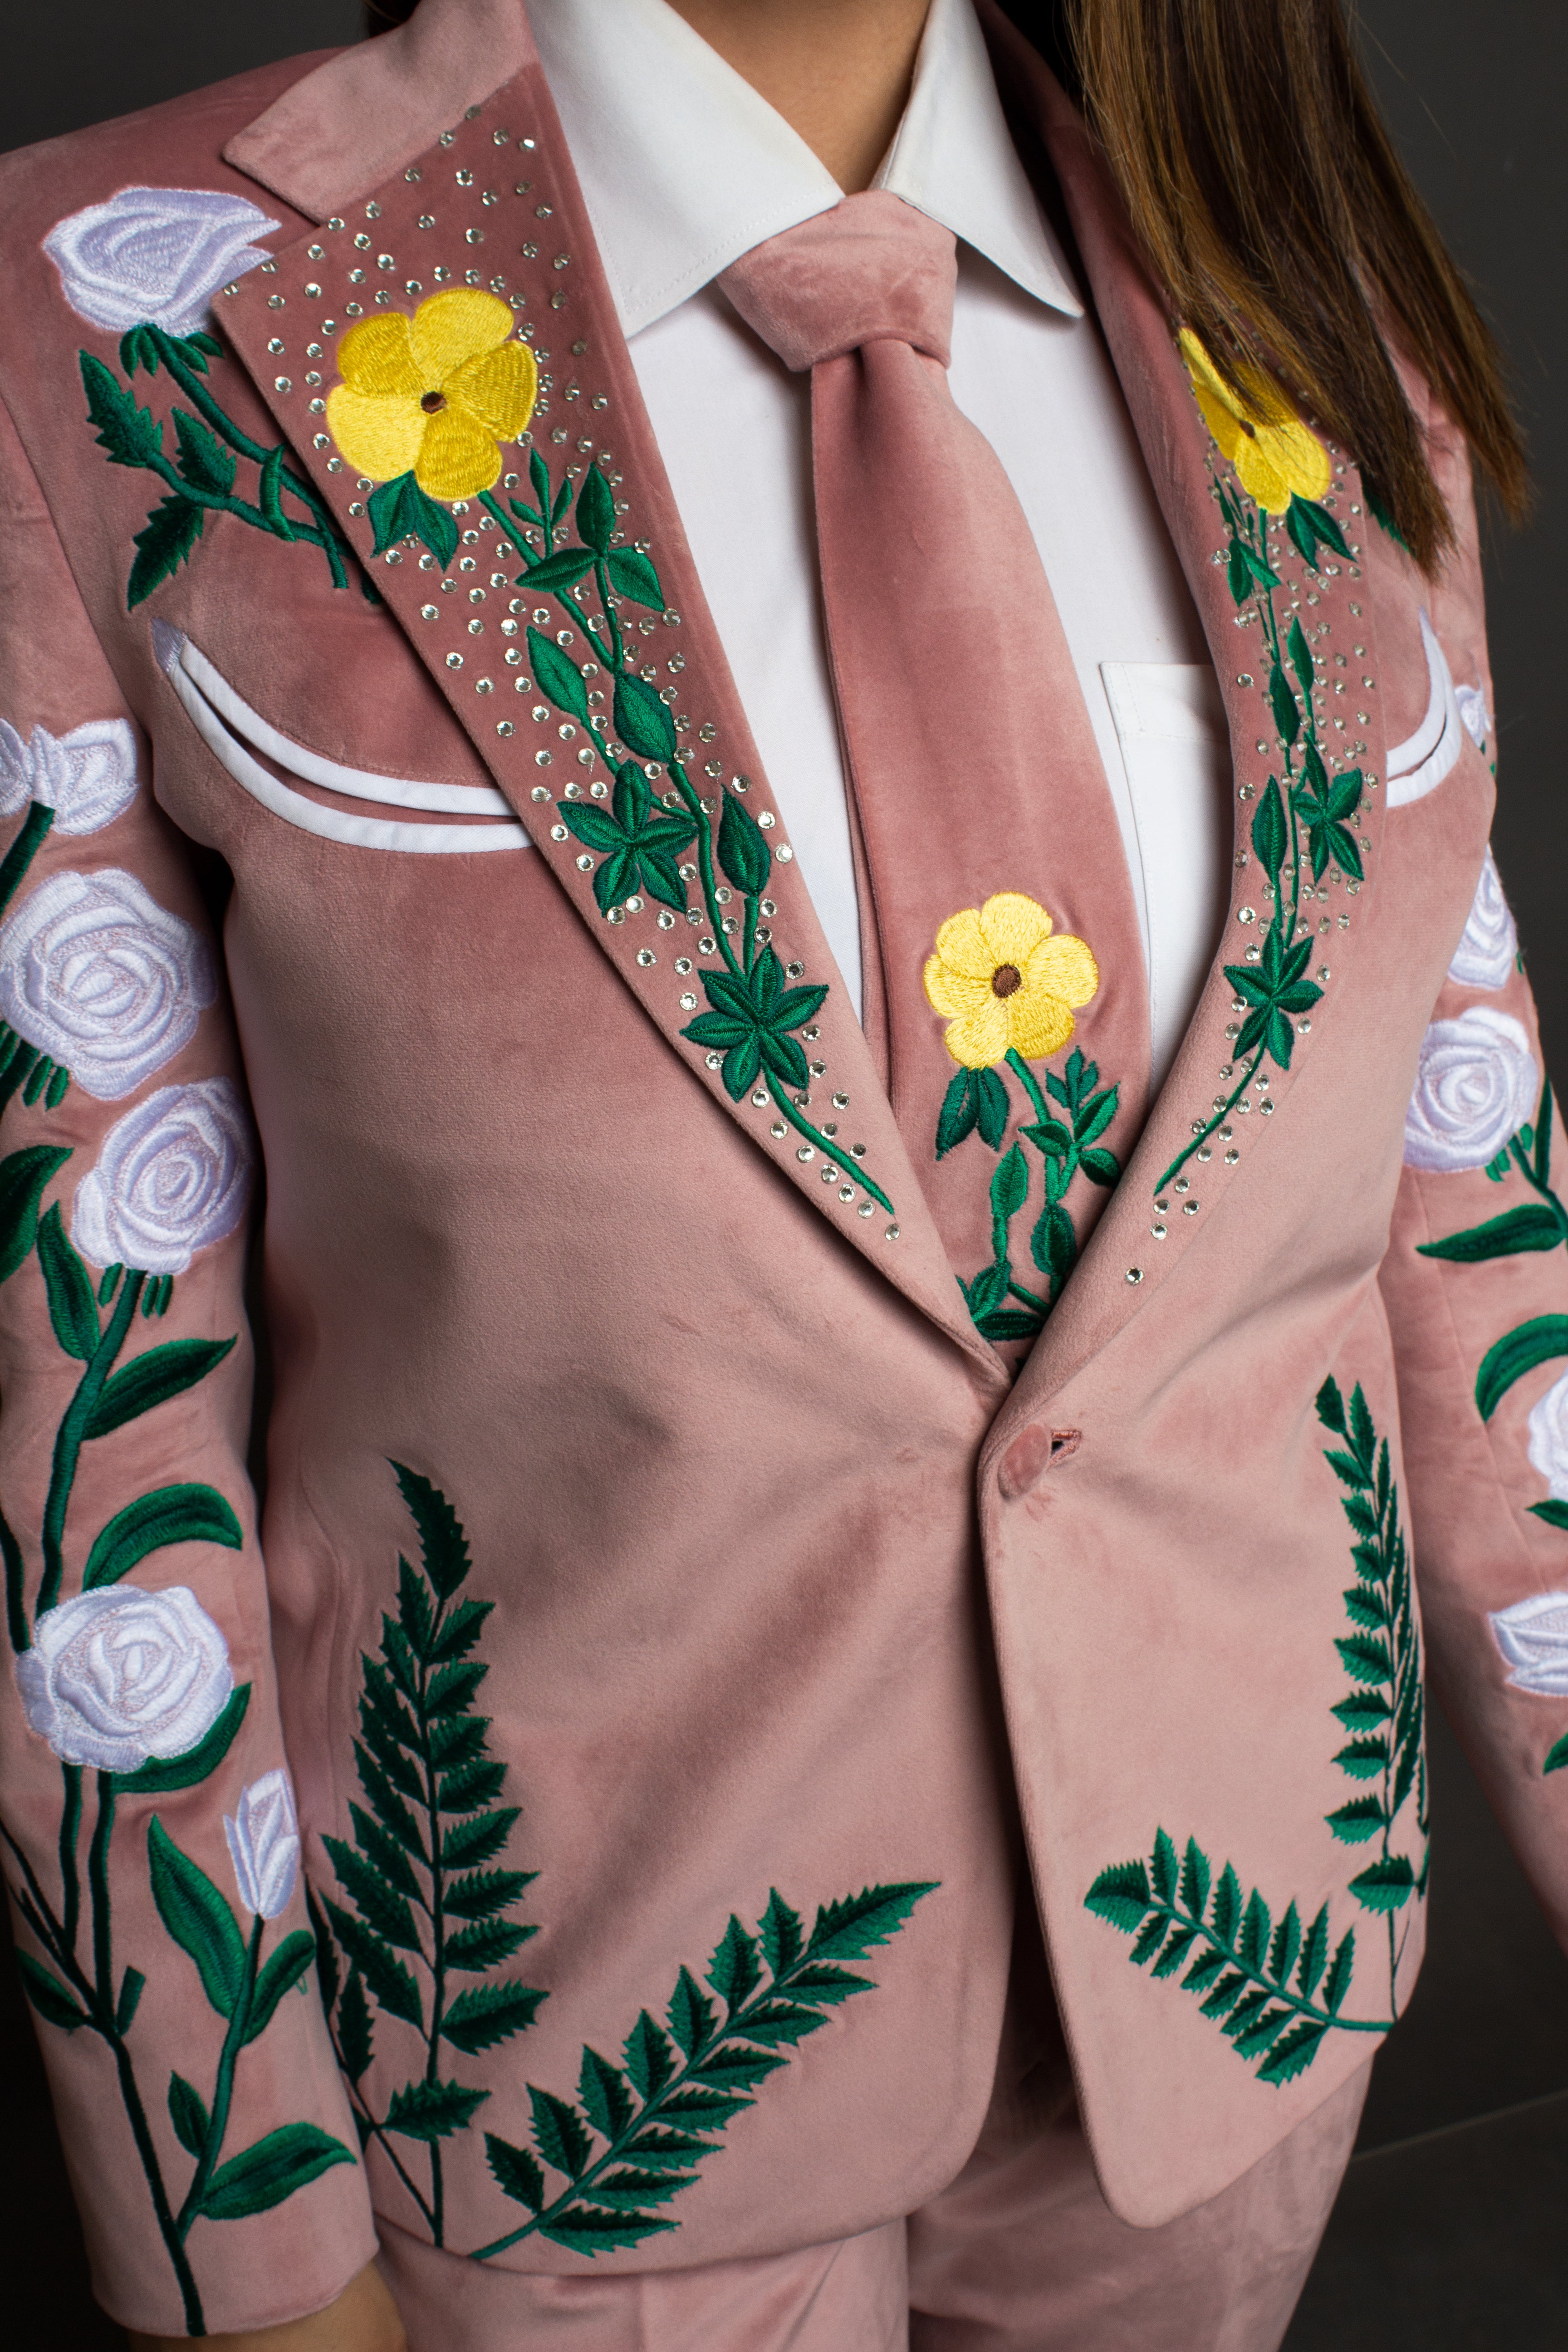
1084 1378 1426 2079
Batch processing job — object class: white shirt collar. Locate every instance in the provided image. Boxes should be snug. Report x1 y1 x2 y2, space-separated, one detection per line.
526 0 1084 334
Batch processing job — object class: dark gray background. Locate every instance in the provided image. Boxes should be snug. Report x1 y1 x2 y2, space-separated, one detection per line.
1 4 1565 2344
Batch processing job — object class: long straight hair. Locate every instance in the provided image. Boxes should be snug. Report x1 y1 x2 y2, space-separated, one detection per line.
364 0 1524 567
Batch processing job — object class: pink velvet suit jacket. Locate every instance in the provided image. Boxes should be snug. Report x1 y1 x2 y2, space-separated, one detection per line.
0 0 1562 2334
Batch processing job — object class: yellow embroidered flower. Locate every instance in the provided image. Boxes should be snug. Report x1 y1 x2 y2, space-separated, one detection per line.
1178 329 1330 514
923 892 1098 1070
324 289 537 501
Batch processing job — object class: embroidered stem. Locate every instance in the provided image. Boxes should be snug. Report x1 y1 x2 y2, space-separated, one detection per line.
38 1271 145 1619
176 1914 263 2238
149 330 342 547
58 1761 82 1957
0 801 54 921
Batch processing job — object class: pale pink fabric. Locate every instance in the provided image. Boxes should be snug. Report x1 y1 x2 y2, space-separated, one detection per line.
720 196 1151 1307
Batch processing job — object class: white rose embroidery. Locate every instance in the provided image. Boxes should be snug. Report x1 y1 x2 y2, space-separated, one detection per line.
1446 848 1518 993
1402 1006 1538 1173
1526 1372 1568 1504
224 1767 301 1920
43 187 280 338
0 718 139 836
73 1079 253 1275
15 1585 232 1772
0 868 216 1101
1455 683 1491 750
1488 1589 1568 1698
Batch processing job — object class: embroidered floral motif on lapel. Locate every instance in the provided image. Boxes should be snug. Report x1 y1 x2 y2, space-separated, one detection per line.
203 90 995 1372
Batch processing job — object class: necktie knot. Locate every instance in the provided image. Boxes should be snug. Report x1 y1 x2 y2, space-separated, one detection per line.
720 190 957 373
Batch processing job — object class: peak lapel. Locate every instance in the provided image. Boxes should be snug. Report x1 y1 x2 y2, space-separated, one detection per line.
980 5 1392 1410
220 33 998 1378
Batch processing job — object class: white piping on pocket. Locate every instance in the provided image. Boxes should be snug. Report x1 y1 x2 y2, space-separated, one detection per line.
1384 609 1464 809
161 630 531 853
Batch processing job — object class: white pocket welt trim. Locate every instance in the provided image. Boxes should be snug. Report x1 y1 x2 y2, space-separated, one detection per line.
164 637 530 854
1385 609 1464 809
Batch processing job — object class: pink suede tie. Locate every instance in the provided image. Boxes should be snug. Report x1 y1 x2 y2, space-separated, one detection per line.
722 192 1150 1348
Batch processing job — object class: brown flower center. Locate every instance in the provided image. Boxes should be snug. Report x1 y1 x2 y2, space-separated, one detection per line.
420 391 447 415
991 963 1023 999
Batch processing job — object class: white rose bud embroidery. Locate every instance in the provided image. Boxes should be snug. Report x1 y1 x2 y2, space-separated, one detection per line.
1446 848 1518 993
1402 1006 1538 1174
1527 1372 1568 1504
0 717 139 837
1488 1589 1568 1699
224 1767 301 1921
15 1585 232 1772
1455 683 1491 751
73 1078 254 1274
43 187 281 338
0 868 216 1101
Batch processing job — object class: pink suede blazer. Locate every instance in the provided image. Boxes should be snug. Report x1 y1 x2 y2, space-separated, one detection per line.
0 0 1563 2334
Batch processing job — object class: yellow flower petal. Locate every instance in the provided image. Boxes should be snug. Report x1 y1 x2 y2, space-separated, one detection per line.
1180 328 1243 421
977 892 1052 971
1269 417 1330 504
410 287 516 382
1027 930 1099 1011
336 313 422 399
944 994 1011 1069
414 403 504 500
923 954 992 1022
1234 435 1294 514
447 339 538 442
932 906 997 982
1005 989 1078 1061
1192 382 1246 470
324 385 426 485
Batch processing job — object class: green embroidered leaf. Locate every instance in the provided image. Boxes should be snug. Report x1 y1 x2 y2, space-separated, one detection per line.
1084 1860 1151 1934
1335 1634 1393 1686
760 1889 803 1978
36 1205 99 1360
86 1334 237 1438
1331 1691 1392 1732
197 2122 355 2221
116 1965 146 2034
1333 1736 1391 1781
257 444 294 541
1149 1828 1179 1905
322 1898 422 2029
991 1142 1029 1224
1131 1913 1167 1965
1291 496 1351 563
1178 1837 1211 1919
1256 2020 1327 2086
80 351 162 467
1198 1968 1247 2021
368 471 458 566
575 463 616 554
445 1918 536 1972
338 1970 374 2080
426 1659 488 1718
529 627 592 724
83 1483 242 1590
1079 1147 1120 1187
15 1951 87 2033
244 1930 318 2045
613 670 676 764
1529 1499 1568 1532
579 2045 636 2139
385 2078 490 2141
1210 1863 1242 1946
972 1306 1043 1344
168 2072 211 2158
1348 1856 1415 1914
1417 1204 1567 1262
439 1758 506 1813
353 1743 427 1860
429 1594 493 1666
1226 539 1252 606
1287 615 1315 704
667 1963 717 2058
1238 1887 1271 1971
1182 1945 1227 1995
147 1817 247 2020
171 407 236 497
529 2085 593 2179
716 792 771 897
1296 1905 1330 1999
962 1262 1007 1318
1151 1926 1198 1980
1476 1316 1568 1421
344 1803 420 1903
805 1882 937 1961
540 2207 677 2254
706 1916 762 2016
1269 663 1300 749
486 2131 546 2210
393 1460 471 1601
442 1979 548 2053
1250 777 1289 884
440 1807 520 1873
683 951 826 1102
1322 1929 1356 2013
936 1068 979 1156
1031 1198 1076 1293
0 1144 71 1284
1268 1901 1302 1983
1326 1796 1387 1846
691 2047 785 2093
323 1836 421 1952
117 1683 251 1793
606 545 664 609
730 1999 828 2048
624 2009 678 2100
1544 1733 1568 1776
586 2166 696 2211
127 493 206 608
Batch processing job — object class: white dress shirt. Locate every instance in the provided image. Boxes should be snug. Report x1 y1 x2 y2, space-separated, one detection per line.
527 0 1228 1081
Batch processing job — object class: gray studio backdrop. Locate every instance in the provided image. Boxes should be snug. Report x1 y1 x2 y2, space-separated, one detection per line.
0 1 1564 2341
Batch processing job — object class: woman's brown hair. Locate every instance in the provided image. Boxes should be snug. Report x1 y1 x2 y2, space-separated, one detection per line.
366 0 1525 566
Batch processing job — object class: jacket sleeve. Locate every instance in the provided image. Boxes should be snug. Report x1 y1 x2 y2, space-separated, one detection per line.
0 399 375 2332
1378 392 1568 1953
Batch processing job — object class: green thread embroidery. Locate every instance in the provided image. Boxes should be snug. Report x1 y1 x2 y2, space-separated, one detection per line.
1084 1376 1425 2081
1 1113 351 2337
78 326 358 608
312 1464 936 2258
377 440 894 1215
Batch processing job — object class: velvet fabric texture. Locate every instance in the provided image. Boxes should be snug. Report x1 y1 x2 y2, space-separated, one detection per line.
0 0 1561 2338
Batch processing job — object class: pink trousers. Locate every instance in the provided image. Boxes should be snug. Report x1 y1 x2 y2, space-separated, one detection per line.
377 1919 1367 2352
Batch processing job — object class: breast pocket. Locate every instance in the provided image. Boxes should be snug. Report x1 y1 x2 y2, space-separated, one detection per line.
158 628 532 854
1100 661 1230 1086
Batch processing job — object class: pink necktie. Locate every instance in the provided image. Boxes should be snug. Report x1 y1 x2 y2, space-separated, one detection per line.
720 193 1150 1349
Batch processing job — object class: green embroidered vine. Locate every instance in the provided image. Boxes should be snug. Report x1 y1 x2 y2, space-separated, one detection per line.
939 1046 1120 1346
1084 1376 1425 2080
374 450 894 1216
310 1464 935 2258
78 325 358 608
1157 471 1361 1196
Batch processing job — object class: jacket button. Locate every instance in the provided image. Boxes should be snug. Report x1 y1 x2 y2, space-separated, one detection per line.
998 1425 1081 1500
